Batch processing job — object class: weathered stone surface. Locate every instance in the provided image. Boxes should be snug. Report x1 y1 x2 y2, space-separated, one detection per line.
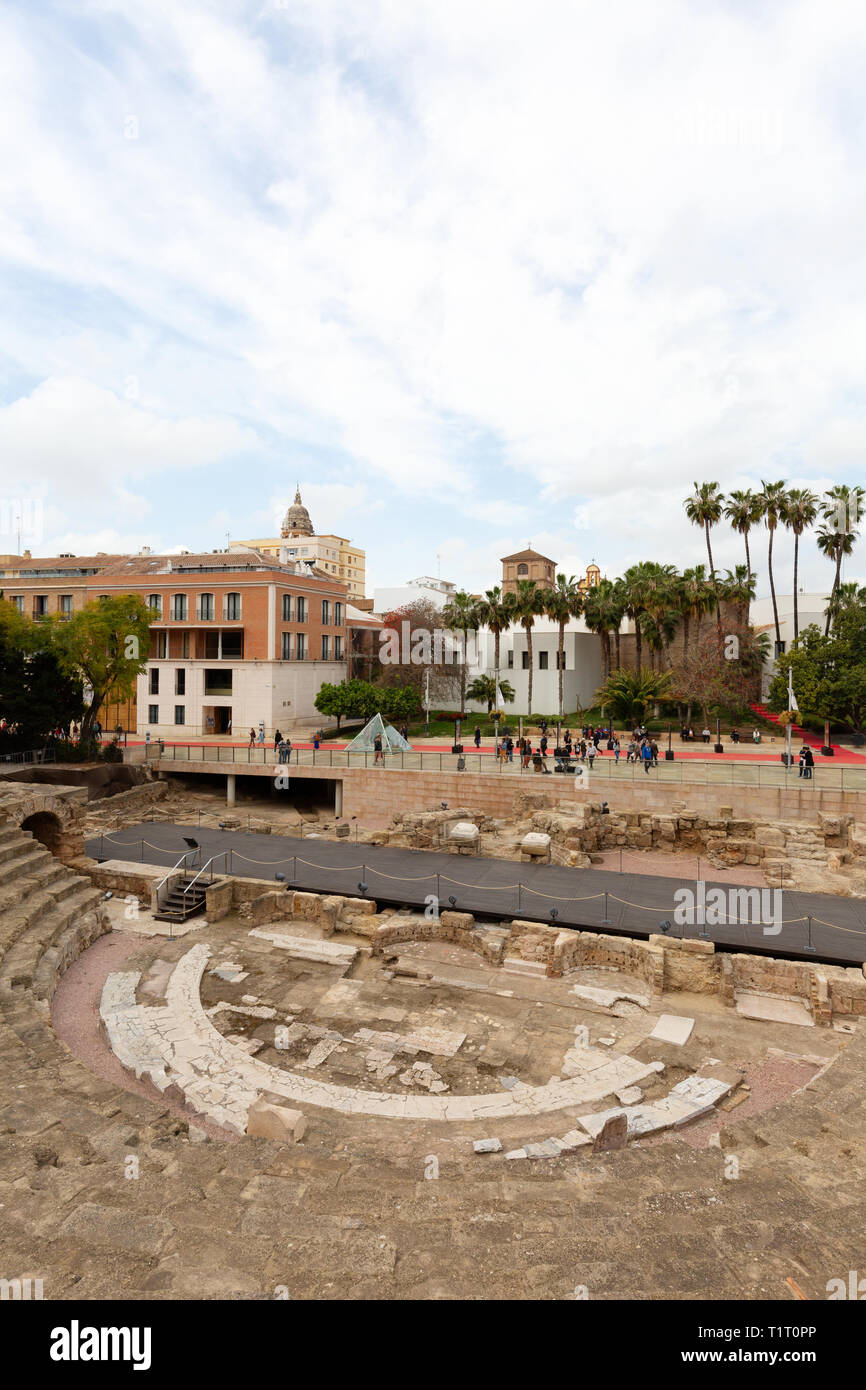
246 1099 308 1143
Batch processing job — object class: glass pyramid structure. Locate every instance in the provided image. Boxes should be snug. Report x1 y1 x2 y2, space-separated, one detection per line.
344 712 413 754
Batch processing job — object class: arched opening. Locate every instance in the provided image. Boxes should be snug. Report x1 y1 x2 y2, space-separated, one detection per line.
20 811 64 855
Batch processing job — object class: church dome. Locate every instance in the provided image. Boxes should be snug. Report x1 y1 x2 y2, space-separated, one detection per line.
281 486 314 537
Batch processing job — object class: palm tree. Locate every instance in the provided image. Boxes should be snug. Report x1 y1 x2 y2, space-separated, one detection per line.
465 675 515 714
621 563 655 673
636 562 679 667
474 585 514 711
757 479 788 655
543 574 583 721
677 565 715 660
781 488 818 644
684 481 724 630
724 489 762 579
818 485 864 634
442 590 478 717
512 578 545 715
720 565 756 626
594 668 674 724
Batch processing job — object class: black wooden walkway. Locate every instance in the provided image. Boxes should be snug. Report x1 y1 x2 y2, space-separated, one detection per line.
88 822 866 967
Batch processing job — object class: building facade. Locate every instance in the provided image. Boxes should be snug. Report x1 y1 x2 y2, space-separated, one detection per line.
0 549 382 737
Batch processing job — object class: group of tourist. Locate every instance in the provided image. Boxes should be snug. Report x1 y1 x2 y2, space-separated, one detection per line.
274 729 293 763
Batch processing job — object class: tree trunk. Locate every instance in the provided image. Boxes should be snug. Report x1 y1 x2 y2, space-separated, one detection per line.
706 521 721 634
768 526 781 651
744 530 752 580
792 532 800 644
557 621 565 719
525 623 533 715
825 548 843 636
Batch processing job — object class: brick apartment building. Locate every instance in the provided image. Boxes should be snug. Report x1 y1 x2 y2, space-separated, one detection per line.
0 549 381 737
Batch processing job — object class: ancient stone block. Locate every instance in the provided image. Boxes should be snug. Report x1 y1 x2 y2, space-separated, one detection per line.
246 1099 307 1143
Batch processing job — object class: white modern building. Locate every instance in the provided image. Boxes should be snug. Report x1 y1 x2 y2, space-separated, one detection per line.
373 575 457 615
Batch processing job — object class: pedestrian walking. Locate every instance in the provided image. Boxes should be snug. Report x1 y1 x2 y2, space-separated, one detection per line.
249 728 256 747
474 725 482 748
613 737 621 763
641 742 653 774
274 728 283 752
374 733 384 765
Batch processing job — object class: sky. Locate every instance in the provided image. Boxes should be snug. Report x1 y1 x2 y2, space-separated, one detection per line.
2 0 866 601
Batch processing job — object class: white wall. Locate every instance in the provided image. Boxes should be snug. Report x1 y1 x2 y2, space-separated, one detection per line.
137 659 348 737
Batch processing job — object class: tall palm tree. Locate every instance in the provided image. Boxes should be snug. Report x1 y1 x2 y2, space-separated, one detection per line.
724 489 762 579
543 574 583 721
684 481 724 631
757 479 788 655
475 585 514 712
621 564 653 674
584 577 624 677
442 590 478 717
677 565 714 660
512 578 545 715
819 485 864 634
781 487 818 644
637 562 679 666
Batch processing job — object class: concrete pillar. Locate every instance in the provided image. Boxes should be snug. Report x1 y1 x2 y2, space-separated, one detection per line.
334 779 343 816
227 773 236 806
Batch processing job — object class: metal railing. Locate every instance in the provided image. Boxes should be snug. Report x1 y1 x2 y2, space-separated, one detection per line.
183 851 230 896
155 849 200 892
130 740 866 792
0 746 57 765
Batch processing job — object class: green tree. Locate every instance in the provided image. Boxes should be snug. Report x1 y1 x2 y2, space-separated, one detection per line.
684 481 724 631
0 599 85 749
818 485 864 635
769 606 866 738
474 585 514 705
782 487 818 644
465 675 515 714
595 667 673 723
719 565 756 627
314 678 378 729
442 590 479 716
757 479 788 654
677 564 715 660
724 488 762 579
512 578 545 714
543 574 583 719
51 595 152 743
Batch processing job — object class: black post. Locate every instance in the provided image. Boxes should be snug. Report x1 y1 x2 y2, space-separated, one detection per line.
602 891 609 925
805 914 816 953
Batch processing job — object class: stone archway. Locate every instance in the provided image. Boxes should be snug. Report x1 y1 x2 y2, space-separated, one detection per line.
21 810 64 855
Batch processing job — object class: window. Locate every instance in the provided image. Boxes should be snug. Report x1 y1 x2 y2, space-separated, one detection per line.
148 704 159 724
539 651 548 670
281 632 293 660
321 635 330 660
204 669 232 695
198 593 214 621
522 651 529 669
296 597 306 622
149 669 159 695
334 602 343 626
59 594 72 618
181 632 190 659
507 650 514 668
33 595 48 617
282 594 293 621
221 631 243 659
321 600 330 625
175 669 185 695
334 636 343 660
224 592 241 620
775 640 786 658
517 563 529 576
156 632 168 659
172 594 188 621
10 596 23 613
148 594 162 618
296 633 306 660
174 706 185 725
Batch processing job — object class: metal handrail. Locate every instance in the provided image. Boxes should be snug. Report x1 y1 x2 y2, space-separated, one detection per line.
183 851 229 896
155 850 198 893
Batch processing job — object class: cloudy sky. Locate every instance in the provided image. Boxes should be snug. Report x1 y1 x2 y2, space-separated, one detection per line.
2 0 866 599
